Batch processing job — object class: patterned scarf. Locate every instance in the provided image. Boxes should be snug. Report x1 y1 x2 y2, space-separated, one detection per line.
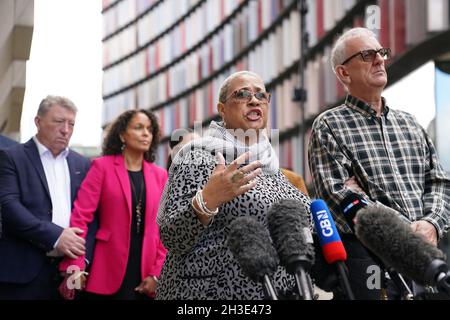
157 121 279 225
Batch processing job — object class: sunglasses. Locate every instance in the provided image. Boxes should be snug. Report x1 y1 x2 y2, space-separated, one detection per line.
341 48 391 65
224 89 271 104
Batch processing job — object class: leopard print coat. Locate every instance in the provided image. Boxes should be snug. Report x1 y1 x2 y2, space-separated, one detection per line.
156 148 311 300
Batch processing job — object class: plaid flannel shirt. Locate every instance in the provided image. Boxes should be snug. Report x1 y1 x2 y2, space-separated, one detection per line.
308 95 450 239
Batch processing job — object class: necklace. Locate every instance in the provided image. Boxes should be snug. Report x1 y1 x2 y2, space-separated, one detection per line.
129 172 145 234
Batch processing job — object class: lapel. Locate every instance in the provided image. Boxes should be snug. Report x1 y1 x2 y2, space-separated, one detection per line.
66 151 80 203
114 155 132 217
143 161 154 221
23 139 50 200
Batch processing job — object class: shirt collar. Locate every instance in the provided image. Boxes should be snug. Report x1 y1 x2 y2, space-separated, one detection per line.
33 136 69 158
345 95 390 119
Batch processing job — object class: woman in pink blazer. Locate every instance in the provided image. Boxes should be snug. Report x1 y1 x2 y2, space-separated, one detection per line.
60 109 167 299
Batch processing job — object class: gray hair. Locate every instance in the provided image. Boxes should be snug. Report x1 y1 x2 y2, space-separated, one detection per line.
330 27 378 73
37 95 78 116
218 71 262 103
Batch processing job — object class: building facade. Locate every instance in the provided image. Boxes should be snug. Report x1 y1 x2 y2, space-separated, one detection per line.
0 0 34 141
101 0 450 185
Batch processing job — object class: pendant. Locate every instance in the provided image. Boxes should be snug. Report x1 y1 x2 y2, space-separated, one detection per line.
136 201 142 234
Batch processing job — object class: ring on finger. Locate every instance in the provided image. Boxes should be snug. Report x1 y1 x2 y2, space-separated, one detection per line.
231 171 245 183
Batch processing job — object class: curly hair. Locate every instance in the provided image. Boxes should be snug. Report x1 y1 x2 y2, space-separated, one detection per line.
102 109 160 163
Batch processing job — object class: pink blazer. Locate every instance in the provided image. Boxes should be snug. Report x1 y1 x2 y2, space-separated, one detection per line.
60 155 168 295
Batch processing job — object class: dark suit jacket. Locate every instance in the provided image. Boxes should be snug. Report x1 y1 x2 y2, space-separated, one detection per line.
0 138 92 284
0 135 18 150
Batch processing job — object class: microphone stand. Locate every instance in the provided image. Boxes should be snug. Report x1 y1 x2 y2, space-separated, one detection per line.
289 256 314 300
294 268 314 300
386 267 414 300
336 262 355 300
262 275 279 300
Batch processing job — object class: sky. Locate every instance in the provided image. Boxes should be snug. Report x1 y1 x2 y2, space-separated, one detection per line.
21 0 103 147
384 61 436 131
21 1 436 148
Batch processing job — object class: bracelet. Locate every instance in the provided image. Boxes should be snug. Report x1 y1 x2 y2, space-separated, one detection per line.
73 271 89 280
192 189 219 217
197 190 219 216
151 275 158 283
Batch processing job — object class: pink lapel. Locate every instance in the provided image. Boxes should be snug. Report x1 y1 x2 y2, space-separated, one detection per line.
143 162 155 227
114 155 132 217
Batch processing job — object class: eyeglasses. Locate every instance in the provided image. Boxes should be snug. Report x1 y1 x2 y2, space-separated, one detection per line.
341 48 391 65
224 89 271 104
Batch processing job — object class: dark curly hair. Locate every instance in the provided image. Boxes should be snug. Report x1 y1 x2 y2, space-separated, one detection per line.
102 109 160 163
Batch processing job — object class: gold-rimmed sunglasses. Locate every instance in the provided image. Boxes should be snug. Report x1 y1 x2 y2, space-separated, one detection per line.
224 89 271 104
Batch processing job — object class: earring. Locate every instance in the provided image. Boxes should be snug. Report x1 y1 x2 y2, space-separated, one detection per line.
121 142 125 151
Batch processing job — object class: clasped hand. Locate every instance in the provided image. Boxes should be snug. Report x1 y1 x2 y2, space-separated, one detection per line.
135 276 158 297
56 227 86 259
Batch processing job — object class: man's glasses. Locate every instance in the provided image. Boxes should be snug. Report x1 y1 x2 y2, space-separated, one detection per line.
224 89 271 104
341 48 391 65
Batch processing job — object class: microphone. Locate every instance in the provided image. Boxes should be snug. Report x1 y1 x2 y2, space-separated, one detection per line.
355 205 450 295
340 193 368 232
311 199 355 300
267 199 315 300
227 216 279 300
340 193 414 299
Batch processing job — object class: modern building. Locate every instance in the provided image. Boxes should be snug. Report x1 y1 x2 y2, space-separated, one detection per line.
0 0 34 141
101 0 450 186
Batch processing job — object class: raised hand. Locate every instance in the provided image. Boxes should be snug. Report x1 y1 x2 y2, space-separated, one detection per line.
194 152 262 224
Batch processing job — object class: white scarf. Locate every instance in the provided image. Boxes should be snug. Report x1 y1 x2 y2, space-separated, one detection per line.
157 121 279 225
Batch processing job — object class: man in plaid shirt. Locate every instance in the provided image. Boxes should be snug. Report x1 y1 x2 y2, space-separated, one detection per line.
308 28 450 299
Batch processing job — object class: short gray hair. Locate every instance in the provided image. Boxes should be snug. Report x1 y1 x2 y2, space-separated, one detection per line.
218 71 262 103
37 95 78 116
330 28 378 73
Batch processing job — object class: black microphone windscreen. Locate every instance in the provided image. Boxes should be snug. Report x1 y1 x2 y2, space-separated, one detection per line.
267 199 315 272
227 216 279 283
340 193 368 230
355 205 446 285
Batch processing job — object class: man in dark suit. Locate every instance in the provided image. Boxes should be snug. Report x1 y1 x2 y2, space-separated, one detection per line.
0 134 18 150
0 95 92 299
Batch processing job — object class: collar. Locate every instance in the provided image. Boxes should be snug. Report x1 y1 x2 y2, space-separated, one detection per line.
33 136 69 158
345 95 390 119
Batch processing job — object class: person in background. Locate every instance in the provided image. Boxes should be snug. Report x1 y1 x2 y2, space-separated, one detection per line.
308 27 450 299
167 128 200 170
156 71 311 299
280 168 309 196
0 134 18 150
59 109 167 300
0 134 19 239
0 96 91 299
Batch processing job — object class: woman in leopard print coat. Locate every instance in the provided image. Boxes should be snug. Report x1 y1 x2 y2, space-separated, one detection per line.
156 71 311 300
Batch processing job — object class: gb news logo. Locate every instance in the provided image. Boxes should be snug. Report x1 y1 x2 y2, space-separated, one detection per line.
311 200 342 248
315 208 334 238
